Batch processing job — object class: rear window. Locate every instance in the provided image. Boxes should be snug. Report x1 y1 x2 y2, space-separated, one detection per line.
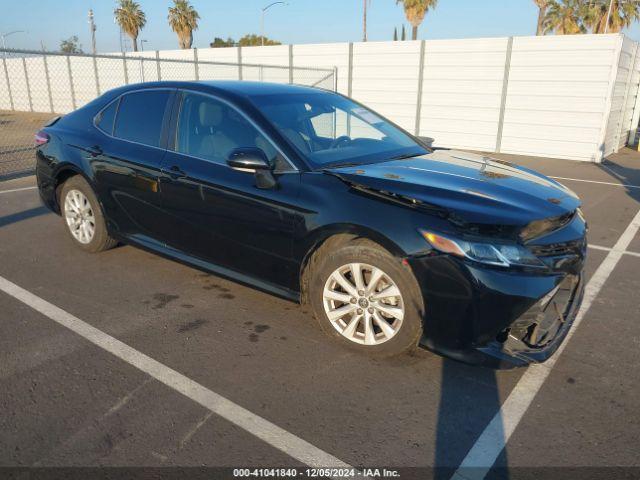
96 99 118 135
114 90 171 148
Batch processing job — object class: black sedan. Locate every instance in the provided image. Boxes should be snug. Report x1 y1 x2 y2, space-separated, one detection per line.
35 81 586 368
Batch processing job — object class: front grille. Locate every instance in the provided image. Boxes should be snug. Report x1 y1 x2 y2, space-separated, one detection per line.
528 238 586 257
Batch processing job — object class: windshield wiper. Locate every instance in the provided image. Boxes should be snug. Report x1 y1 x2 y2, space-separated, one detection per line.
390 152 423 160
322 161 362 169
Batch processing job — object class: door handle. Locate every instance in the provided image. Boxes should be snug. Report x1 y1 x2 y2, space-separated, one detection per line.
164 165 187 179
86 145 103 157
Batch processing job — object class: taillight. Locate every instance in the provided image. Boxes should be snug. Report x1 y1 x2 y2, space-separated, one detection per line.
35 131 50 146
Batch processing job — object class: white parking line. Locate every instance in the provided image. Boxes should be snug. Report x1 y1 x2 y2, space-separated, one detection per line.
549 176 640 189
588 244 612 252
589 244 640 258
0 186 37 195
0 275 353 470
452 207 640 480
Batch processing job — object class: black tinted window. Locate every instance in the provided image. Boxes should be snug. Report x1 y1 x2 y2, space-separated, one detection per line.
176 92 290 171
96 99 118 135
114 90 170 147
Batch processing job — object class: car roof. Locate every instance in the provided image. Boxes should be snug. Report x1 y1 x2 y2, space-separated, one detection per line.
198 80 326 96
115 80 328 99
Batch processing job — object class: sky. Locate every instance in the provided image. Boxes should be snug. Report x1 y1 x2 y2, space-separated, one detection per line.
2 0 640 53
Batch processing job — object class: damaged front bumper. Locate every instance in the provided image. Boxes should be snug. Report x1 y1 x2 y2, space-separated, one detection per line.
477 273 583 368
408 254 585 369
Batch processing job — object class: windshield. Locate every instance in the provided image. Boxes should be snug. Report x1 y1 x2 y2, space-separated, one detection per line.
250 91 427 169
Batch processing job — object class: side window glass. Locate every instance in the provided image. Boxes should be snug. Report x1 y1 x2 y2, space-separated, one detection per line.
176 92 292 171
96 99 118 135
114 90 170 147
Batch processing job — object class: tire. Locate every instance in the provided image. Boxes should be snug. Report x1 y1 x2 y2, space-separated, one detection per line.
308 238 423 357
59 175 117 253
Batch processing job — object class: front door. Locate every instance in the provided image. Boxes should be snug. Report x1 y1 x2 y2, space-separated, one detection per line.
158 91 300 290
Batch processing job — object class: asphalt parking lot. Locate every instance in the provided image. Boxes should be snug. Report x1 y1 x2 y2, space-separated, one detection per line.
0 149 639 479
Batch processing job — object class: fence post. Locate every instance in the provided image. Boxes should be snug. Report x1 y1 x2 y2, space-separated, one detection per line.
495 36 514 153
155 50 162 81
1 56 14 111
122 52 129 84
347 42 353 97
22 57 33 112
43 53 54 113
92 53 101 96
66 55 77 110
288 44 293 84
347 42 354 135
237 46 243 80
193 47 199 80
414 40 426 136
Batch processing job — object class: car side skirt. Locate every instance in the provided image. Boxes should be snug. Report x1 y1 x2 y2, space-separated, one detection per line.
121 233 301 303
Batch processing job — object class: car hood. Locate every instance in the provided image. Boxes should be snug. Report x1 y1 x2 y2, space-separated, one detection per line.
327 150 580 227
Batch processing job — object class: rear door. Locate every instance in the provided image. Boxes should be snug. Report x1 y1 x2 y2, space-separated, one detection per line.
92 88 175 241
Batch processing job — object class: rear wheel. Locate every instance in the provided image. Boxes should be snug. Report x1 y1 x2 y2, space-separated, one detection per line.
59 176 117 253
308 239 423 357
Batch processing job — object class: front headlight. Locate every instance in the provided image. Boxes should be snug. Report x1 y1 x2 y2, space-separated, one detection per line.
419 230 546 268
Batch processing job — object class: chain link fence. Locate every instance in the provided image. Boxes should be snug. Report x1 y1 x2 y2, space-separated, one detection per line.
0 48 336 178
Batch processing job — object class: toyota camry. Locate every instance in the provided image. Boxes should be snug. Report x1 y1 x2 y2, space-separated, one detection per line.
35 81 586 368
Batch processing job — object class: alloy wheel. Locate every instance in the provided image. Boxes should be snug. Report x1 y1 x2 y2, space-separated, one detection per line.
322 263 404 345
64 189 96 244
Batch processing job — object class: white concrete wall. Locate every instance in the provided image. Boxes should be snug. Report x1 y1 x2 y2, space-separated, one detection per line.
418 37 509 152
2 33 640 162
604 36 633 158
505 34 623 162
604 36 640 156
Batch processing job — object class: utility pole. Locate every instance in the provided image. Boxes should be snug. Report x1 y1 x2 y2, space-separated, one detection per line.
114 15 124 53
363 0 368 42
88 9 97 54
1 30 26 52
260 1 286 46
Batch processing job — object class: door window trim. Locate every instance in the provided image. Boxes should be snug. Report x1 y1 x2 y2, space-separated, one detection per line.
172 89 299 174
93 87 176 152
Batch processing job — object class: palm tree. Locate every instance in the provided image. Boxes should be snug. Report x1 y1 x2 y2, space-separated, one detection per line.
396 0 438 41
533 0 550 35
584 0 640 33
114 0 146 52
543 0 586 35
168 0 200 49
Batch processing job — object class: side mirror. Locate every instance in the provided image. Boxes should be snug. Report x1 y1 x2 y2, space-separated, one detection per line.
227 147 272 173
418 136 435 148
227 147 277 189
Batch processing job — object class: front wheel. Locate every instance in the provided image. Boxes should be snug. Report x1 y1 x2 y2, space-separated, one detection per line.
308 239 424 357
